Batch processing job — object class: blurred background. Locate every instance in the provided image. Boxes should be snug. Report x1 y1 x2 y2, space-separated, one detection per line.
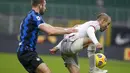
0 0 130 73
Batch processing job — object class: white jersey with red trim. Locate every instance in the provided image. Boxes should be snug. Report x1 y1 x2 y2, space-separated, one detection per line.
64 21 100 41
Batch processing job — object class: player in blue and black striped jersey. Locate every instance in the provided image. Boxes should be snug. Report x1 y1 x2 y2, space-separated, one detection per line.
17 0 77 73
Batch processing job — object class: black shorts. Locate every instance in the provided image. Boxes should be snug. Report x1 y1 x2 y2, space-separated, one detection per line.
17 50 43 73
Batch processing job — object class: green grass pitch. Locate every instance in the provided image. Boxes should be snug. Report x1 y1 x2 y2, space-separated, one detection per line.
0 53 130 73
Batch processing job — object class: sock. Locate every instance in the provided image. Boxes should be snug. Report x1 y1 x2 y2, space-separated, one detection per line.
87 44 96 72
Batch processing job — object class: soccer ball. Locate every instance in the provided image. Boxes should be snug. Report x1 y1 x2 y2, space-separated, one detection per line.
95 53 107 68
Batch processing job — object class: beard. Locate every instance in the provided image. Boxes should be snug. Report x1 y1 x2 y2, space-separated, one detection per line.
100 29 104 32
100 27 107 32
39 9 44 15
39 5 46 15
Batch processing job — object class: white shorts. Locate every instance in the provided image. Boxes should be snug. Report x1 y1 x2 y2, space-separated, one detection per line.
60 38 84 68
60 38 84 54
71 38 84 54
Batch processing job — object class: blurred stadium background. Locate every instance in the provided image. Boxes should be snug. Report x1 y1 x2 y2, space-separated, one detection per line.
0 0 130 73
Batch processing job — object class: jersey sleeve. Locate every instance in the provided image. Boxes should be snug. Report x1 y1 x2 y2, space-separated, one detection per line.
86 26 99 45
33 15 45 27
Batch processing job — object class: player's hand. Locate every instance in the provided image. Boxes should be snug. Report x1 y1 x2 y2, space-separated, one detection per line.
66 28 78 34
49 48 59 54
50 49 56 54
96 43 103 50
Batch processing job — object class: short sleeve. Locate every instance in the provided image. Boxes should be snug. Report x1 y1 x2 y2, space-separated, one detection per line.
33 15 45 27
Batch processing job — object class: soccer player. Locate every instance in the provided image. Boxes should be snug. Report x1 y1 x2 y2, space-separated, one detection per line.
50 13 111 73
17 0 77 73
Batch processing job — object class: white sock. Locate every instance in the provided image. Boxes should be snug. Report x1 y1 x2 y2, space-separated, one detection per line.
87 44 96 72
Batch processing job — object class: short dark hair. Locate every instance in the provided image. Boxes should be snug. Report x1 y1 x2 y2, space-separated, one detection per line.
31 0 43 6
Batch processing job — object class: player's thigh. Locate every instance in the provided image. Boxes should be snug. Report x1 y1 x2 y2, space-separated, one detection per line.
17 51 43 73
71 38 84 53
18 51 51 73
83 37 93 48
66 64 80 73
30 52 51 73
35 63 51 73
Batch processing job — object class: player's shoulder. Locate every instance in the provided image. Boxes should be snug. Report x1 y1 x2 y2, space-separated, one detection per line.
24 10 35 19
86 20 98 24
88 20 100 30
28 10 38 16
82 20 100 30
27 10 43 21
84 20 99 26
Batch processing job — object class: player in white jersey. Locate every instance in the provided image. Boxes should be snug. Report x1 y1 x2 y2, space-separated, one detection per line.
50 13 111 73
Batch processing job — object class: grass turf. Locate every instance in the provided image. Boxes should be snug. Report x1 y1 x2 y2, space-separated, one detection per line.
0 53 130 73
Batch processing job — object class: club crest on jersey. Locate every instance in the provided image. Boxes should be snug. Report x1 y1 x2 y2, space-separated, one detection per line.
36 57 40 61
36 16 41 21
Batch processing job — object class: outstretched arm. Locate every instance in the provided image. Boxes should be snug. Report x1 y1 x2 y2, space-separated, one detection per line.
50 47 59 54
86 26 102 49
38 23 77 35
50 40 62 54
87 26 99 45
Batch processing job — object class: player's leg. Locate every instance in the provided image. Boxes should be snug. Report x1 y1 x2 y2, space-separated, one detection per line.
50 37 92 54
87 44 96 73
83 38 93 48
61 53 80 73
17 46 51 73
66 64 80 73
70 38 84 53
30 52 51 73
71 37 92 54
17 50 37 73
35 63 51 73
87 44 107 73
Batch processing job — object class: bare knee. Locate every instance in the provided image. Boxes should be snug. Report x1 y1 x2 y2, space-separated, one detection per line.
36 63 51 73
66 64 80 73
41 67 51 73
83 38 93 48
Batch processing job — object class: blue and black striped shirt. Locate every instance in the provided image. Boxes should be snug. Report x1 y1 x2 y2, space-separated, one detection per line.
18 10 45 52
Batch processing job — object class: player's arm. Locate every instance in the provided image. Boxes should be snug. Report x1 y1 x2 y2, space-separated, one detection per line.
55 26 75 30
50 40 62 54
54 27 69 30
38 23 77 35
86 26 102 49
